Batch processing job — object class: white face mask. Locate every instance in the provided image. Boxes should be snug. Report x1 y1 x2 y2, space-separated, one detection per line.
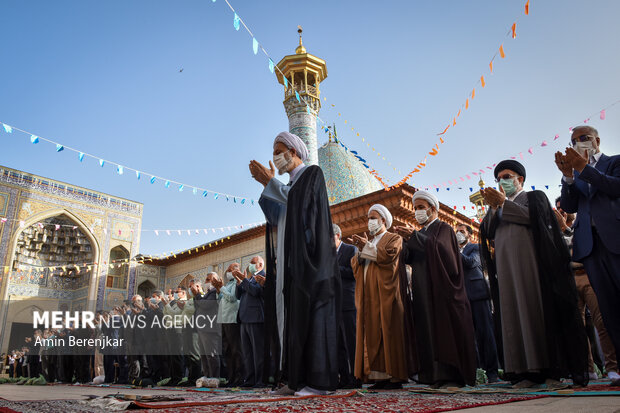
204 283 212 291
368 219 382 235
415 209 430 225
273 151 292 173
225 272 234 282
456 232 467 245
573 141 596 158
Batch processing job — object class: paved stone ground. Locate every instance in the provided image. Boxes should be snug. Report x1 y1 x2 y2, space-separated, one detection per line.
0 384 618 412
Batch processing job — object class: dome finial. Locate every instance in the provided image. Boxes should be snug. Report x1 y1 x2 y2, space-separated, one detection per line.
296 25 306 54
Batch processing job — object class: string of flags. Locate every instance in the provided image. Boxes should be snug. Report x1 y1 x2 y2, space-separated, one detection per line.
331 136 391 190
1 121 255 205
417 99 619 189
214 0 393 186
394 0 532 187
0 217 264 236
320 98 404 181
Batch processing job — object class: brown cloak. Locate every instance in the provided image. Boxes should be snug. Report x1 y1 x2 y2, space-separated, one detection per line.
351 231 408 382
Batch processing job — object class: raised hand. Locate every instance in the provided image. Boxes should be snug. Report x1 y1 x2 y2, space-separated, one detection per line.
394 225 415 240
480 186 506 209
555 151 574 177
249 160 275 187
349 232 369 250
565 147 588 173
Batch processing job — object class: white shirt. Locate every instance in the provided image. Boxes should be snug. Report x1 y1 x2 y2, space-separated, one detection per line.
288 163 306 184
424 217 438 230
359 229 387 262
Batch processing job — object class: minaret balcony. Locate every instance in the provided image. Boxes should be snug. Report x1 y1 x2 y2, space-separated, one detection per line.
285 85 319 100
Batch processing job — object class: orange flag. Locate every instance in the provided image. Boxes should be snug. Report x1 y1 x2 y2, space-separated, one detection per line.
525 0 529 15
465 98 469 109
437 124 450 135
499 44 505 58
457 109 461 118
511 23 516 39
439 137 445 144
481 75 486 87
429 148 438 156
489 61 493 73
453 117 456 126
471 88 475 99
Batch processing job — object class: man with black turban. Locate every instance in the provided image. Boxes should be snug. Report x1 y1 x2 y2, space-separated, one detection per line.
479 160 588 388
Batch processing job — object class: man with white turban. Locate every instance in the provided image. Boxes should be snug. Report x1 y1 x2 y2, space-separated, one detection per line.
249 132 340 396
395 191 477 388
349 204 408 389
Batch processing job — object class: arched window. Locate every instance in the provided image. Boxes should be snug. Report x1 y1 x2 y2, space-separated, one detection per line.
107 246 129 289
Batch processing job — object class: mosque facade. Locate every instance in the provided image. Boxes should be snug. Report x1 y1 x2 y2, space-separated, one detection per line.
0 165 143 354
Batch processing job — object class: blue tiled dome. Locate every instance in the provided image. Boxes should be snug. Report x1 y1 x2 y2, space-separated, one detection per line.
318 141 383 205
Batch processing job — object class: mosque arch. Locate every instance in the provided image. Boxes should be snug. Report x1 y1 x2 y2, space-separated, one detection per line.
178 274 195 289
137 279 156 299
3 209 100 301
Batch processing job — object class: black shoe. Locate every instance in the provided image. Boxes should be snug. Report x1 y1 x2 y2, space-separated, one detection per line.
368 381 387 390
611 378 620 387
487 374 500 384
383 381 403 390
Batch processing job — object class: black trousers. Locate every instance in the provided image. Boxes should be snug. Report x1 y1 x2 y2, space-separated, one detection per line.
338 309 356 384
583 229 620 357
240 322 264 386
166 330 184 382
470 299 499 377
182 328 201 382
222 323 244 385
103 354 119 383
28 355 41 378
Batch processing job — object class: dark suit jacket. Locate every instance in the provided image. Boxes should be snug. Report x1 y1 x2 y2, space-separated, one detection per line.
337 242 358 312
235 269 265 324
461 243 490 302
560 153 620 261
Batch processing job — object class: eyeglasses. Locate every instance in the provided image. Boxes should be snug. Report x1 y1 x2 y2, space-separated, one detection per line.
495 174 516 183
570 134 595 145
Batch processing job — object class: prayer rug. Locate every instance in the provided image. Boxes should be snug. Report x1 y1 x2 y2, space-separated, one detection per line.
1 390 546 412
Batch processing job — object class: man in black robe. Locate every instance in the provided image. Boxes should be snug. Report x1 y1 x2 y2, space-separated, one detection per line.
395 190 477 387
249 131 340 396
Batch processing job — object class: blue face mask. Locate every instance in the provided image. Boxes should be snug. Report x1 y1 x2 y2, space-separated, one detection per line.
499 178 518 196
248 263 257 274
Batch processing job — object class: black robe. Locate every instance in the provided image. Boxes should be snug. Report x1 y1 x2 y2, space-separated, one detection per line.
480 190 589 385
401 220 477 386
262 165 341 391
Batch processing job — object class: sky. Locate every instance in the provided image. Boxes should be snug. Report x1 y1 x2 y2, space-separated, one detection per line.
1 0 619 256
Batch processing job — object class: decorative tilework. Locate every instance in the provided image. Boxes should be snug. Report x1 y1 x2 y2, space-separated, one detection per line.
284 97 319 166
0 192 8 216
104 288 127 310
7 283 74 300
318 142 383 205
